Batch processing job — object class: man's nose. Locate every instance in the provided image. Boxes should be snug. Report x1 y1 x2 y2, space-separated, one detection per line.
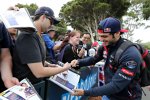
99 37 104 42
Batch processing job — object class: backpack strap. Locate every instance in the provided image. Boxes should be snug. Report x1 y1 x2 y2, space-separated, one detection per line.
134 44 149 58
113 40 133 66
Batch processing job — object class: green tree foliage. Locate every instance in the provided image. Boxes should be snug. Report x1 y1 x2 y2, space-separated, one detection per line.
122 0 150 42
53 19 67 40
122 0 145 41
15 3 38 16
142 0 150 20
60 0 130 42
142 42 150 49
55 19 67 35
135 39 142 44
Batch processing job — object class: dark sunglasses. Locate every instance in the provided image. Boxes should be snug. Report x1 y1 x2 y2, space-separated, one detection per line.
46 16 54 25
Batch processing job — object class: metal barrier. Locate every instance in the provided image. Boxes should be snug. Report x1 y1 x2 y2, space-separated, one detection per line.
34 81 45 100
95 62 105 87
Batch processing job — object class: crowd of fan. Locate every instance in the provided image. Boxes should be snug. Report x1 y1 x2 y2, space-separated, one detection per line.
0 6 99 93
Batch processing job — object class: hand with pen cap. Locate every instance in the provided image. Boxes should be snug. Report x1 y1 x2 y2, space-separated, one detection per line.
71 89 84 96
62 62 71 70
71 60 79 68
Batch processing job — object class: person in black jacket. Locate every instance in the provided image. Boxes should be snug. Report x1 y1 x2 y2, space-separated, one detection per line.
71 17 142 100
59 31 85 66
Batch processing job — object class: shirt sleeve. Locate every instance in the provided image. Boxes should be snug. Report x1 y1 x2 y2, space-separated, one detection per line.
79 46 104 67
84 46 142 96
42 34 54 49
0 22 12 48
16 34 42 64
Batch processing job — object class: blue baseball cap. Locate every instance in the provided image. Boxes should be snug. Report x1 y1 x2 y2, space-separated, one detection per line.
34 6 60 25
98 17 128 34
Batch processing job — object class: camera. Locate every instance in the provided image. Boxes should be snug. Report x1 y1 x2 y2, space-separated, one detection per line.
78 44 87 51
82 44 87 49
78 45 83 51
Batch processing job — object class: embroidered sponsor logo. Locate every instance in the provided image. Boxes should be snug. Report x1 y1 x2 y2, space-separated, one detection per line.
126 61 137 68
121 68 134 76
103 51 107 58
128 65 136 69
104 28 111 32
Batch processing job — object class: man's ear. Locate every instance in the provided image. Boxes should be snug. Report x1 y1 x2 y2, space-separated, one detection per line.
113 32 121 40
114 32 120 37
39 15 46 23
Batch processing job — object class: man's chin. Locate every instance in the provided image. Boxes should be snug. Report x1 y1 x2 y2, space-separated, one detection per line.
82 41 87 44
103 42 109 46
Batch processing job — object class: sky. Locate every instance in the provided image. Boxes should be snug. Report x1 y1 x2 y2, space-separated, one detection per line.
133 24 150 43
0 0 71 17
0 0 150 43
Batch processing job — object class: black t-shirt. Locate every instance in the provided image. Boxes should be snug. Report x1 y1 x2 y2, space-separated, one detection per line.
13 32 46 84
0 22 12 92
0 22 12 48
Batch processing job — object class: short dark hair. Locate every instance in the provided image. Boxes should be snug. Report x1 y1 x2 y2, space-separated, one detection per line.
33 14 42 21
82 32 91 38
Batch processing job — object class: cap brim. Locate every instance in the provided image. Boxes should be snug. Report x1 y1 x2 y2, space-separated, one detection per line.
120 29 128 34
98 29 128 34
51 16 60 25
97 29 103 34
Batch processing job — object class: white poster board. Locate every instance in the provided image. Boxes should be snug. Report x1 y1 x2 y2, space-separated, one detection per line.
49 69 80 93
0 78 42 100
0 8 36 31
